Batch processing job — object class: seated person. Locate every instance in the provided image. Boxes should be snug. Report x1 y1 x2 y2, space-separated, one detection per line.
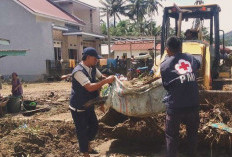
11 72 23 97
184 29 198 40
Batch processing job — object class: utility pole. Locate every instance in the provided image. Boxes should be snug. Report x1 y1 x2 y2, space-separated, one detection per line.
106 7 111 58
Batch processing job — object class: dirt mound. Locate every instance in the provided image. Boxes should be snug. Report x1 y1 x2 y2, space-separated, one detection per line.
1 82 232 156
0 119 81 157
99 109 165 143
99 102 232 150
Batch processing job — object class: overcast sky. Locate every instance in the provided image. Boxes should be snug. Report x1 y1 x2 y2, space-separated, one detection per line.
79 0 232 33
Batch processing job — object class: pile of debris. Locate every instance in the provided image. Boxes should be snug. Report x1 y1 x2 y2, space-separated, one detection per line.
92 75 232 150
198 100 232 148
121 76 156 88
99 100 232 150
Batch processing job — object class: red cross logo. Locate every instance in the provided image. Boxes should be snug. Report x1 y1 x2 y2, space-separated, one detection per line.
175 59 192 74
179 62 189 70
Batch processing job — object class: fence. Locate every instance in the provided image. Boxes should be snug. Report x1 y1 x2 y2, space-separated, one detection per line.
46 60 76 78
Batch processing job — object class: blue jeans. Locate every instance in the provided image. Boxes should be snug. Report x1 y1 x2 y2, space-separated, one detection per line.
70 108 98 153
165 110 199 157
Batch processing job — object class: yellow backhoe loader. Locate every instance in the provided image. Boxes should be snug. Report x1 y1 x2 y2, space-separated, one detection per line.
154 3 232 103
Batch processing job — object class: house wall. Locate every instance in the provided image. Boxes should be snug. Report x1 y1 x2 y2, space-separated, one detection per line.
83 39 101 55
92 8 101 34
53 30 86 62
0 0 54 81
77 36 83 61
67 35 79 60
62 35 69 60
36 16 66 26
54 1 101 34
51 1 102 57
53 29 66 60
94 39 101 54
50 1 102 60
83 41 95 48
55 2 74 15
73 9 100 34
53 30 63 41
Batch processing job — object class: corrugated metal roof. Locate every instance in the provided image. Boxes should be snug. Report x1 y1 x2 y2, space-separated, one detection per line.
17 0 82 25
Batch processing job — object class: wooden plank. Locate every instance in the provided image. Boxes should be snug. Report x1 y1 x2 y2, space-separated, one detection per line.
22 106 51 116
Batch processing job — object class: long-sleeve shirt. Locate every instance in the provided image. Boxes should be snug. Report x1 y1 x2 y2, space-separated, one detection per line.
161 52 201 114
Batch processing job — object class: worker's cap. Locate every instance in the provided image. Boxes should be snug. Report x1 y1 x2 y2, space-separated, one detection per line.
82 47 102 60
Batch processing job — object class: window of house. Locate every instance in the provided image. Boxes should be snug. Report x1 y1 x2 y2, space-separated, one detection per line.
65 24 80 31
54 47 61 60
54 41 62 60
69 49 78 60
123 53 127 58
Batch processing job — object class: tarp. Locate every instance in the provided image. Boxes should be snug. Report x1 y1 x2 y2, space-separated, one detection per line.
0 50 26 56
107 58 117 68
209 123 232 134
106 77 166 117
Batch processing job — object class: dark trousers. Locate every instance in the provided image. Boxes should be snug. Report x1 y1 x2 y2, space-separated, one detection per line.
70 108 98 153
165 110 199 157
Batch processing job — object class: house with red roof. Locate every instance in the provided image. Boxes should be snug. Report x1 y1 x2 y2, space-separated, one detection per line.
0 0 104 81
111 40 160 59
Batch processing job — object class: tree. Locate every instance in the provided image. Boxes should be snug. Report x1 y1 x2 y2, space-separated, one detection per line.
101 22 107 35
124 0 163 34
202 27 210 42
143 21 161 36
146 0 162 34
107 20 160 37
100 0 126 27
124 0 147 24
146 0 163 18
99 0 163 35
110 20 137 36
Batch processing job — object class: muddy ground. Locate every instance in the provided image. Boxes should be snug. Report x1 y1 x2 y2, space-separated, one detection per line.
0 81 232 157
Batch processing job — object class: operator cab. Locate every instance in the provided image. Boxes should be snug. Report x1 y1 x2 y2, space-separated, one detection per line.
158 4 223 89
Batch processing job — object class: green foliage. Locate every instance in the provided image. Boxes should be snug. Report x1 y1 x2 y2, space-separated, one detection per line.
224 31 232 46
124 0 162 23
202 27 210 42
138 21 161 36
124 0 162 34
101 22 107 35
201 27 231 46
100 0 163 34
124 0 147 23
105 20 160 36
109 20 134 36
169 27 176 37
100 0 127 27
